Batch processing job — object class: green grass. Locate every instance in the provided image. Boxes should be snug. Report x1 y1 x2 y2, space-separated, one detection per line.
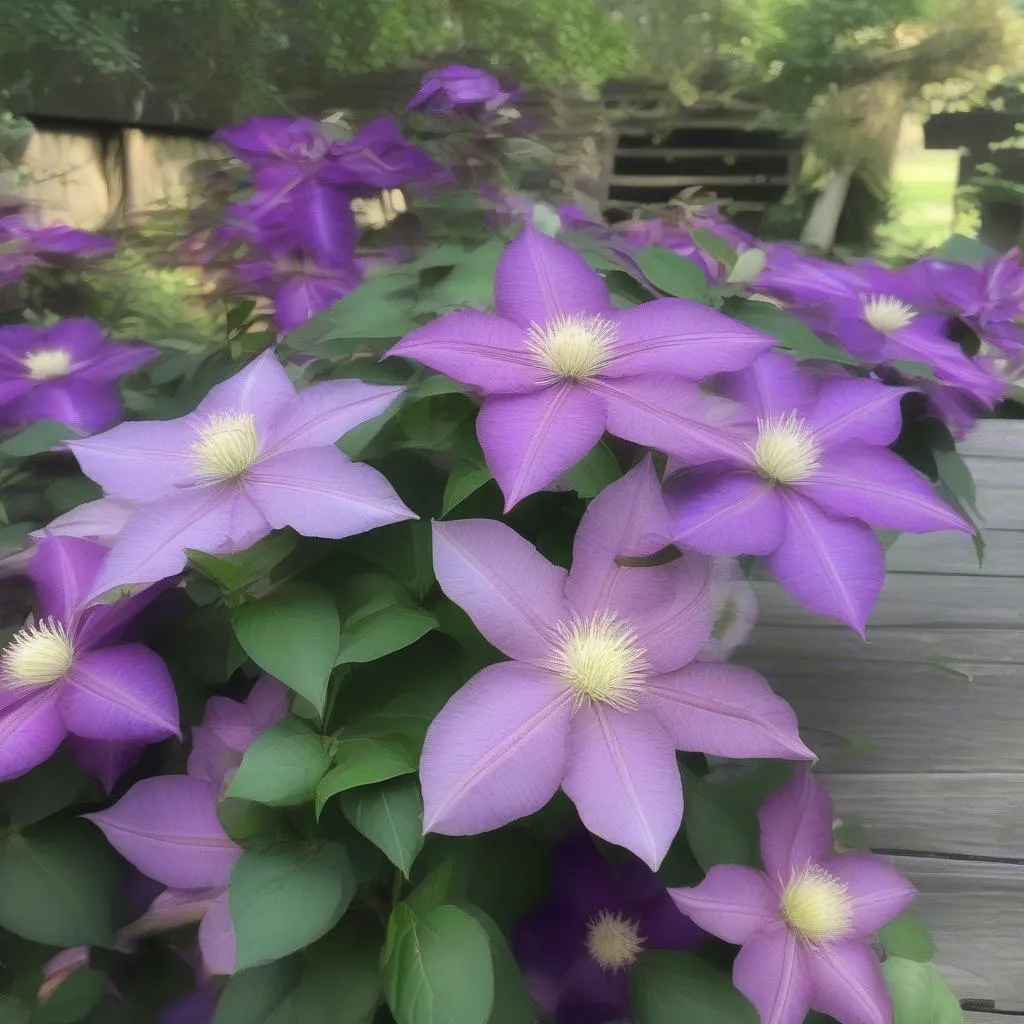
875 149 961 260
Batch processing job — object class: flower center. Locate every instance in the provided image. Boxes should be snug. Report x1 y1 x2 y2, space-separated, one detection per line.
780 866 853 945
862 295 917 334
548 613 647 710
23 348 72 380
526 314 616 382
1 619 74 687
751 412 823 484
585 910 645 970
191 412 260 481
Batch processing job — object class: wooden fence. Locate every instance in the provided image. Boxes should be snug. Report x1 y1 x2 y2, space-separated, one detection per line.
741 419 1024 1020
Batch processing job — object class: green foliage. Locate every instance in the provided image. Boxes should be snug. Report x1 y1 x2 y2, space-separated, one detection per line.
227 718 333 807
883 956 964 1024
631 950 758 1024
340 776 425 877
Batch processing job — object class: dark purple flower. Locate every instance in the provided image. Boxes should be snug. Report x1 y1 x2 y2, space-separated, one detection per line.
216 117 329 171
408 65 507 113
511 832 705 1023
0 215 116 285
671 769 917 1024
324 117 439 191
0 319 157 432
666 352 970 633
0 536 179 781
158 984 219 1024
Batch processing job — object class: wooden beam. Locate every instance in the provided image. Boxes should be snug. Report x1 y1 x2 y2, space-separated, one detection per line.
609 173 793 188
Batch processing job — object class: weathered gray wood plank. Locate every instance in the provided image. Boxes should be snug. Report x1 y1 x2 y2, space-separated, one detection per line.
885 529 1024 576
958 421 1024 460
964 1013 1024 1022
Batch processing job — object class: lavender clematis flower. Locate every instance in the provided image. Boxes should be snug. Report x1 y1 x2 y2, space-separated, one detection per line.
511 831 704 1023
665 353 970 634
421 459 813 868
389 224 775 508
69 349 414 595
0 319 157 432
0 215 116 286
0 536 179 782
671 769 917 1024
407 65 506 112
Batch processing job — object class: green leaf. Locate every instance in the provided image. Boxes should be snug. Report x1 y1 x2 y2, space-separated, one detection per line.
406 857 456 917
0 750 86 827
933 233 996 266
213 959 301 1024
232 583 340 713
559 441 621 499
0 821 118 946
726 248 766 284
382 904 494 1024
226 718 331 807
0 421 77 457
230 841 356 970
462 906 536 1024
730 300 860 366
187 531 298 593
415 239 502 313
355 522 436 601
883 956 963 1024
337 605 438 664
410 375 469 400
632 246 712 304
443 461 493 515
690 227 738 271
631 950 757 1024
32 969 106 1024
340 776 424 878
0 997 29 1024
316 736 418 815
878 915 936 963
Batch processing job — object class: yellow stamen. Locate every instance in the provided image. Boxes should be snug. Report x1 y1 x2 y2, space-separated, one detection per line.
2 619 74 687
862 295 916 334
191 412 260 481
23 348 72 380
750 412 822 485
780 865 853 945
548 613 647 710
526 314 616 382
585 910 645 970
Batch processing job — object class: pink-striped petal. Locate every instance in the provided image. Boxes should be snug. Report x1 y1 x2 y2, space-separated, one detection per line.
28 536 105 623
822 851 918 938
733 924 812 1024
806 377 910 448
0 689 64 782
670 864 780 944
198 890 237 976
719 351 816 418
806 940 892 1024
194 349 296 436
758 767 836 881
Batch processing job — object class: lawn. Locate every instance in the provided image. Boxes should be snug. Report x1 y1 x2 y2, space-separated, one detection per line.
875 148 962 259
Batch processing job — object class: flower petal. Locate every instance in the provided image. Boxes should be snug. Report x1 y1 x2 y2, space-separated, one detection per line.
194 349 296 435
797 446 969 534
60 645 180 742
77 343 158 382
388 311 539 394
85 776 242 889
606 299 775 380
28 535 105 623
477 384 607 510
733 924 812 1024
635 554 715 672
88 487 237 596
69 419 196 501
0 689 64 782
719 351 816 418
494 223 613 328
758 766 835 881
432 518 572 662
767 491 884 636
245 447 414 539
420 662 574 834
669 864 779 944
562 706 681 869
822 851 917 938
10 379 120 433
264 379 405 454
806 940 892 1024
198 890 237 976
666 468 784 556
35 496 136 544
565 457 676 620
645 662 814 761
598 376 752 466
806 377 910 448
67 735 145 794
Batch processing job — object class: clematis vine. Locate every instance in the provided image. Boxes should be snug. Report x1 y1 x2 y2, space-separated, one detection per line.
671 769 917 1024
666 352 970 633
511 831 705 1023
0 535 179 782
420 459 813 868
69 349 414 595
389 223 776 508
0 318 157 432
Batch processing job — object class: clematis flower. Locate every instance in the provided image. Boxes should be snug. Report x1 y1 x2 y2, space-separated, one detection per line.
698 558 757 663
0 535 179 782
407 65 507 112
68 349 414 595
0 214 116 286
665 353 970 633
88 774 241 976
0 319 157 432
188 674 289 794
420 459 813 868
159 984 219 1024
389 224 775 508
511 831 705 1023
670 769 917 1024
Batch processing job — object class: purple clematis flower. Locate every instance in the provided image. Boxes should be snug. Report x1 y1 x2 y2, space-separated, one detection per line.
68 349 414 595
159 984 219 1024
407 65 508 112
0 535 179 782
88 774 241 976
0 319 157 432
389 224 775 508
0 214 116 286
421 459 813 868
665 353 970 634
511 831 705 1023
671 769 917 1024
